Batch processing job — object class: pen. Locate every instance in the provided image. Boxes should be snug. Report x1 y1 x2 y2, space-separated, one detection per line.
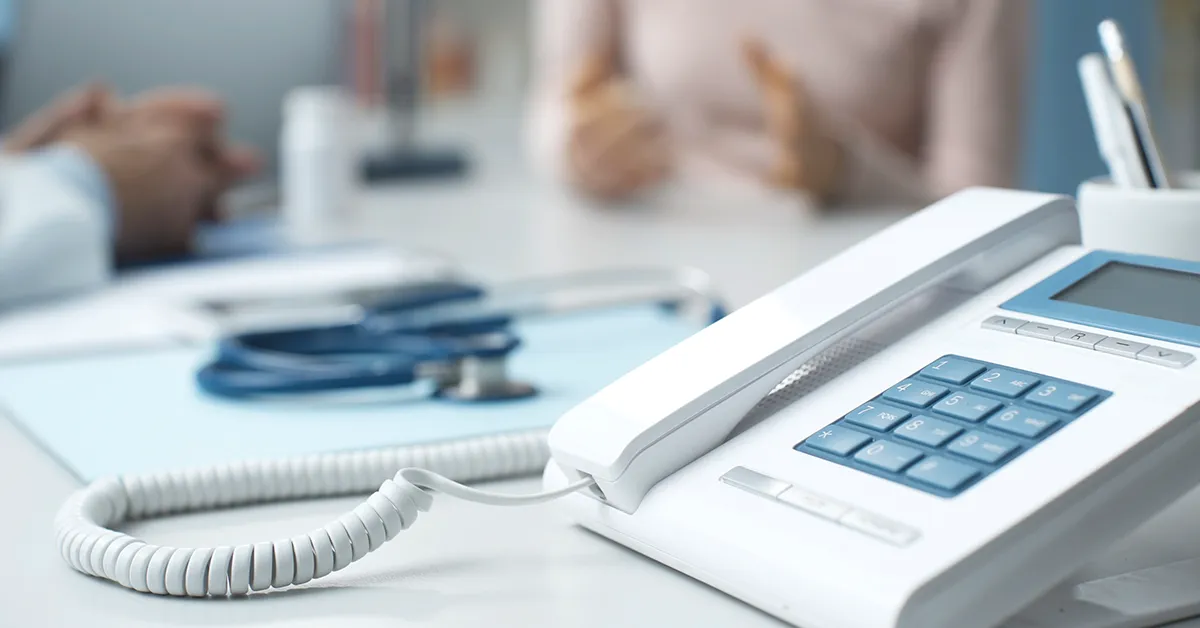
1098 19 1171 189
1078 53 1148 188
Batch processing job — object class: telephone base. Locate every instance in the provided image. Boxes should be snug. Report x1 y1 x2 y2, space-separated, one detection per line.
547 460 1200 628
1010 482 1200 628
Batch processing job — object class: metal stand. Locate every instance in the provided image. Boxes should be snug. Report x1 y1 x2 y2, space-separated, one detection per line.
361 0 469 182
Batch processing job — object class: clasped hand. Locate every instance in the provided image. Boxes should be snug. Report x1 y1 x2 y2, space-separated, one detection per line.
4 84 260 263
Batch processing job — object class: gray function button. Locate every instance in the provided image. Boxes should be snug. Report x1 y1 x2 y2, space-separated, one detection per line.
1055 329 1108 349
839 509 920 547
1096 337 1149 359
1137 346 1196 368
778 487 850 521
1016 322 1068 341
982 315 1028 333
720 466 791 498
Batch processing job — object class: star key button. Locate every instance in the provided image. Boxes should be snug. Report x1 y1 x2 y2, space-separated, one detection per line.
801 425 871 457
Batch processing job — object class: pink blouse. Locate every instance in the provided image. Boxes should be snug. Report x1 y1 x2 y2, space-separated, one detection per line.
525 0 1030 206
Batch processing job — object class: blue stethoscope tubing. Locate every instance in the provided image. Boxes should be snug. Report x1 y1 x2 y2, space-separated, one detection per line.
195 267 728 399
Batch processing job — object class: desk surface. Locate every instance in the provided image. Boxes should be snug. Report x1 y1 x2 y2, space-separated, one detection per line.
4 103 1200 628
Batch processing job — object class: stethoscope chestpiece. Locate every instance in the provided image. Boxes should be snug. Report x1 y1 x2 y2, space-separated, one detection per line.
435 354 537 402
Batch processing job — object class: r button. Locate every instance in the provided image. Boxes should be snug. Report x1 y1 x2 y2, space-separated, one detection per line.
1055 329 1107 349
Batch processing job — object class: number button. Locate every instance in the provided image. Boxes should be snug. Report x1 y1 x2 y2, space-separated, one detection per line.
969 368 1041 398
801 425 872 457
947 431 1019 464
853 440 924 473
986 407 1060 439
843 402 912 432
932 392 1001 422
881 379 949 408
1024 381 1098 413
905 457 981 492
893 416 963 448
919 357 986 384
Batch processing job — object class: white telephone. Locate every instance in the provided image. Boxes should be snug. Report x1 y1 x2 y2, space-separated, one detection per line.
55 188 1200 628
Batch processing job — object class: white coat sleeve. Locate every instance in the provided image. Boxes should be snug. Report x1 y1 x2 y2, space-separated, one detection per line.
0 146 115 308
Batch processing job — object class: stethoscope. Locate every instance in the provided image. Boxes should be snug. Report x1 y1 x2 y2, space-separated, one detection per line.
196 268 728 402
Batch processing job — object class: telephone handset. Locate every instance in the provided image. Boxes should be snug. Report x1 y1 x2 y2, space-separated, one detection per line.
56 188 1200 628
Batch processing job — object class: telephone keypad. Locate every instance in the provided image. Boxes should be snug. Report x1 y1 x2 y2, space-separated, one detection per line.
796 355 1111 497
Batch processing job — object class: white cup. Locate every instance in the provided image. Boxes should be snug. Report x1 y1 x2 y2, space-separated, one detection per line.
1077 172 1200 262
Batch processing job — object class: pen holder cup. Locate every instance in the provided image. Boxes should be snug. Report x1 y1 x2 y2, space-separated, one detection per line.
1077 172 1200 262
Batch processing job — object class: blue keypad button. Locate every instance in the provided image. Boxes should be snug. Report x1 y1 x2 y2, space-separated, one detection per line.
920 357 987 384
986 407 1060 439
969 368 1041 398
853 440 924 473
1024 381 1098 414
905 457 981 492
893 416 963 447
932 392 1001 422
843 402 912 432
881 379 949 408
947 431 1019 464
802 425 872 457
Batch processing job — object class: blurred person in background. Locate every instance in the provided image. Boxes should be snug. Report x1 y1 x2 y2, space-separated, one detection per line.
0 85 258 306
526 0 1028 208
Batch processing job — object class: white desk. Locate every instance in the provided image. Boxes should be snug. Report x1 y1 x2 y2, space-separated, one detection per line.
4 103 1200 628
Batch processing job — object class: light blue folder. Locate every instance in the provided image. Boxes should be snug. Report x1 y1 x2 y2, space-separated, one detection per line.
0 306 703 481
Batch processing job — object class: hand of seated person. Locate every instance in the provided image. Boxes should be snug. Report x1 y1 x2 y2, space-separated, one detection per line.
4 84 260 263
741 38 844 203
566 51 673 202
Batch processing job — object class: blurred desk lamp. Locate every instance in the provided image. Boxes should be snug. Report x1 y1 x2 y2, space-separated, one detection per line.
357 0 469 182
